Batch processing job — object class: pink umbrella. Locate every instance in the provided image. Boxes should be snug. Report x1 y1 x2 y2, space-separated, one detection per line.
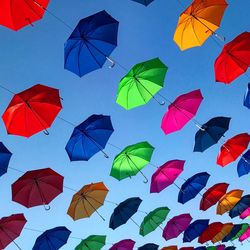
150 160 185 193
162 213 192 241
240 207 250 219
109 239 135 250
161 89 203 135
239 226 250 242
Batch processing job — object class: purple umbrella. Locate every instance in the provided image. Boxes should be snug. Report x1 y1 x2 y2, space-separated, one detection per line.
109 239 135 250
163 213 192 241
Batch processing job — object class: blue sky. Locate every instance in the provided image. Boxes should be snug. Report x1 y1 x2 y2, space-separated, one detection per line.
0 0 250 249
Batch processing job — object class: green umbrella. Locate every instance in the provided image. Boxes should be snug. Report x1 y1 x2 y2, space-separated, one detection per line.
231 223 249 241
110 141 154 183
116 58 167 110
75 235 106 250
140 207 170 236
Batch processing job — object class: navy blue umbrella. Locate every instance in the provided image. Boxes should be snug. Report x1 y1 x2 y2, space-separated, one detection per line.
183 219 209 242
131 0 154 6
64 10 119 77
224 247 236 250
194 117 231 152
244 82 250 109
178 172 210 204
32 226 71 250
109 197 142 230
0 142 12 178
237 149 250 177
138 243 159 250
65 114 114 161
194 247 206 250
222 223 248 242
229 195 250 218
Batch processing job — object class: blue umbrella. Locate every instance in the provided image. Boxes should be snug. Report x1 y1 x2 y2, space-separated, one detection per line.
224 247 236 250
194 247 206 250
64 10 119 77
65 114 114 161
194 117 231 152
243 82 250 109
237 149 250 177
183 219 209 242
229 195 250 218
32 226 71 250
178 172 210 204
0 142 12 177
138 243 159 250
222 223 248 242
131 0 154 6
109 197 142 230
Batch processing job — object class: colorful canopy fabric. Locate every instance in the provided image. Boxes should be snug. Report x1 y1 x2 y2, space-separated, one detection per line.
139 207 170 236
67 182 109 221
194 117 231 152
239 226 250 242
229 195 250 218
75 235 106 250
2 84 62 137
150 160 185 193
211 223 234 243
162 246 177 250
131 0 154 6
178 172 210 204
109 239 135 250
198 222 224 244
224 247 236 250
180 248 194 250
222 223 249 242
12 168 63 208
214 32 250 84
0 142 12 178
65 114 114 161
161 89 203 135
232 224 249 241
116 58 167 110
138 243 159 250
109 197 142 230
240 207 250 219
244 82 250 109
237 149 250 177
64 10 119 77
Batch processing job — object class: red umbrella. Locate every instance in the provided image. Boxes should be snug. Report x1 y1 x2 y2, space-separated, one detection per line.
198 222 224 244
217 133 250 167
214 32 250 84
200 183 229 211
2 84 62 138
0 213 27 249
12 168 63 209
0 0 50 31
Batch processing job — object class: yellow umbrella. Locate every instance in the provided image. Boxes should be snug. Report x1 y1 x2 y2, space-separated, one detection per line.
174 0 228 50
212 222 234 243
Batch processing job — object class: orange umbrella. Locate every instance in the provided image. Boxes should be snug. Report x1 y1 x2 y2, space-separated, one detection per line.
174 0 228 50
67 182 109 221
212 222 234 243
162 246 177 250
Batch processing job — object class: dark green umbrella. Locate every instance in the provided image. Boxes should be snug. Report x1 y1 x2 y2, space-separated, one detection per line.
75 235 106 250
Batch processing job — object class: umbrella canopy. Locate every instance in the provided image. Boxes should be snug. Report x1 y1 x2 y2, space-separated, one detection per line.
67 182 108 221
110 141 154 182
64 10 119 77
32 226 71 250
194 247 206 250
75 235 106 250
198 222 224 244
214 32 250 84
0 213 27 249
116 58 167 110
240 207 250 219
180 248 194 250
237 149 250 177
162 246 177 250
217 133 250 167
161 89 203 135
0 142 12 178
138 243 159 250
194 117 231 152
224 248 236 250
65 114 114 161
212 223 234 243
109 197 142 230
222 223 248 242
229 195 250 218
162 213 192 241
131 0 154 6
200 183 229 211
173 0 228 50
244 83 250 109
231 224 249 241
150 160 185 193
109 239 135 250
178 172 210 204
2 84 62 138
140 207 170 236
12 168 63 208
239 226 250 242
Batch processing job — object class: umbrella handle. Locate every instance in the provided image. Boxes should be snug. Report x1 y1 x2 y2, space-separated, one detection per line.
44 204 51 211
102 150 109 159
106 57 115 68
43 129 49 135
214 32 225 42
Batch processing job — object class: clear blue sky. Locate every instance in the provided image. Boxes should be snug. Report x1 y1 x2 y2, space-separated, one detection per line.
0 0 249 249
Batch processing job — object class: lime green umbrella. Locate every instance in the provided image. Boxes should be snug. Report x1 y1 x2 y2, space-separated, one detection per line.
140 207 170 236
75 235 106 250
116 58 168 110
231 223 249 241
110 141 154 183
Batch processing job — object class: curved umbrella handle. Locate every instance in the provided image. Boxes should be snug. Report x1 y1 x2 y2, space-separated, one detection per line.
106 57 115 68
214 32 225 42
43 129 49 135
44 204 51 211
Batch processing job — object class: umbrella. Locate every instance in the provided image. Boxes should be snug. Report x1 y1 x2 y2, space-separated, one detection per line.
237 149 250 177
116 58 167 110
200 183 229 211
2 84 62 137
110 141 154 183
0 213 27 250
140 207 170 236
178 172 210 204
75 235 106 250
217 133 250 167
65 114 114 161
222 223 249 242
64 10 119 77
211 223 234 243
150 160 185 193
240 207 250 219
67 182 108 221
32 226 71 250
239 226 250 242
12 168 63 209
0 142 12 178
194 117 231 152
138 243 159 250
214 32 250 84
224 248 236 250
180 248 194 250
109 239 135 250
173 0 228 50
231 224 249 241
162 213 192 241
198 222 224 244
229 195 250 218
161 89 203 135
216 189 243 215
194 248 206 250
109 197 142 230
244 83 250 109
162 246 177 250
183 219 209 242
131 0 154 6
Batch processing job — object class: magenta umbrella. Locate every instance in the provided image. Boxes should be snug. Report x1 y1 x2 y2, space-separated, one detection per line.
161 89 203 135
240 207 250 219
239 226 250 242
109 239 135 250
150 160 185 193
162 213 192 241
